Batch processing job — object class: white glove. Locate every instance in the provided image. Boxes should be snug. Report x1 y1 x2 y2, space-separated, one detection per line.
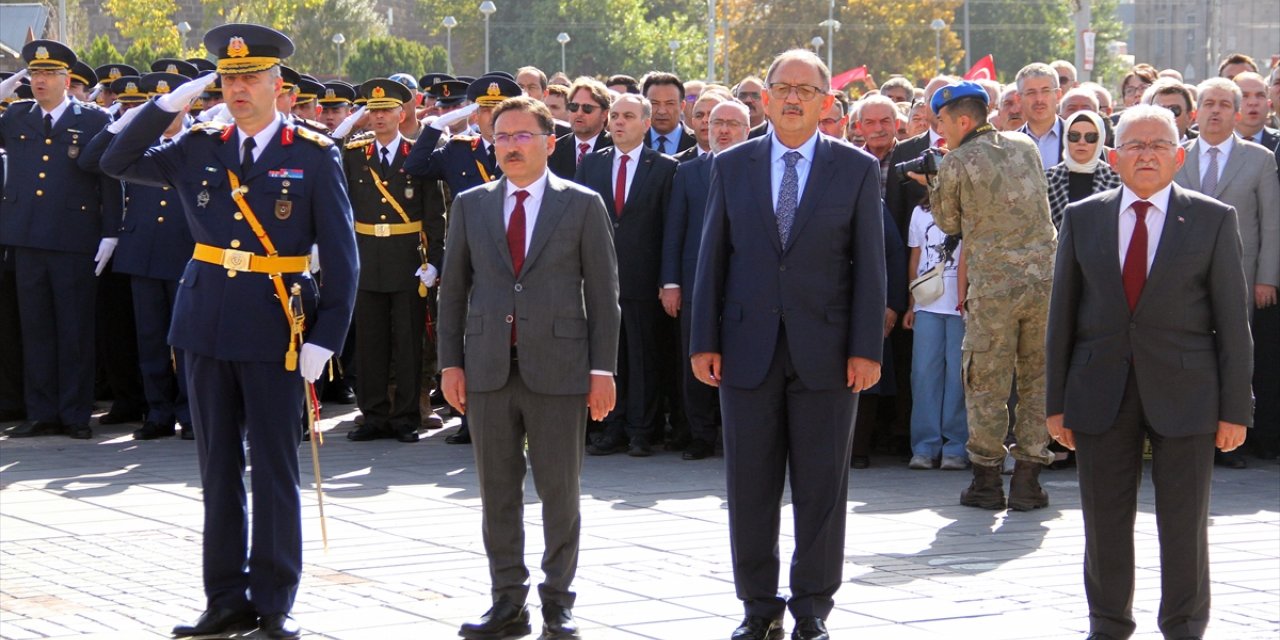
157 72 218 112
331 105 366 139
107 102 121 117
299 343 334 383
0 69 27 101
309 244 321 274
106 103 144 134
93 238 119 276
430 103 478 131
415 264 439 288
196 102 231 124
86 85 103 104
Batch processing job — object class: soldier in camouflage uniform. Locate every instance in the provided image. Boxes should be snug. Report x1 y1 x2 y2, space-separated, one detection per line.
910 81 1058 511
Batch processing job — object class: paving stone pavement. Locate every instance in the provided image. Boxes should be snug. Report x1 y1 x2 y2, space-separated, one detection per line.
1 406 1277 640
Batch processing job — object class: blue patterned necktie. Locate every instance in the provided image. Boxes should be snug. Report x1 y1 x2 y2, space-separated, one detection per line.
776 151 801 245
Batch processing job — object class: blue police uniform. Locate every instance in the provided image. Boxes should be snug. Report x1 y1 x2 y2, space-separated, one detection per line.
97 24 357 633
0 40 124 436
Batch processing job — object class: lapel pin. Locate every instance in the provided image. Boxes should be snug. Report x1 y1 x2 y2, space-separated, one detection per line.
1177 216 1185 223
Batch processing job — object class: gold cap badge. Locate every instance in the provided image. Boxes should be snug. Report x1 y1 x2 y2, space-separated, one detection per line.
325 88 335 99
371 86 386 99
227 37 249 59
166 63 178 73
35 46 49 60
156 80 170 94
487 83 500 97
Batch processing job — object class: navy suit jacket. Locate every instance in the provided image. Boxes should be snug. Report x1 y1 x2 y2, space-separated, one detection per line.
661 151 713 291
690 133 887 390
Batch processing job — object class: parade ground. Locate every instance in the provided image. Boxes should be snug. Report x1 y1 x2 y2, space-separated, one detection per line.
2 406 1277 639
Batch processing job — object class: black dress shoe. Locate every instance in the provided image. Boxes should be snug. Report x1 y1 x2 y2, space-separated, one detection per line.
328 383 356 405
8 420 61 438
67 424 93 440
539 604 580 639
586 434 627 455
259 613 301 639
172 607 257 637
446 423 472 445
682 439 714 460
628 437 653 457
132 421 175 440
459 600 530 639
346 423 385 442
791 617 828 640
850 455 870 469
731 616 784 640
1085 634 1119 640
396 426 420 443
97 409 144 425
1216 450 1248 469
180 424 195 440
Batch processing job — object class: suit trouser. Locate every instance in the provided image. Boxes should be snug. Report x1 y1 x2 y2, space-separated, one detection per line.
354 288 426 432
131 276 188 427
469 361 587 609
602 299 660 442
720 329 856 620
96 267 146 415
1074 371 1214 640
185 352 304 617
15 247 96 426
0 263 24 415
961 283 1054 466
1252 303 1279 451
678 305 719 444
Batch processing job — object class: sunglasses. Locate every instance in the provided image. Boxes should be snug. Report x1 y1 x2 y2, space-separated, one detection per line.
1159 104 1183 117
1067 131 1100 144
567 102 601 114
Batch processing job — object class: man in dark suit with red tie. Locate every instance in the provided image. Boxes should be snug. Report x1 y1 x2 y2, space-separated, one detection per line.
548 78 611 180
1046 104 1252 640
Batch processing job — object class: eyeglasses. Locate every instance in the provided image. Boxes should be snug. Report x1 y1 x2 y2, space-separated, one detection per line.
1058 76 1072 87
493 131 552 145
685 94 699 103
567 102 601 114
1067 131 1100 144
29 69 67 78
767 83 823 101
1122 83 1151 97
819 118 841 128
1020 87 1057 99
710 118 746 128
735 91 761 101
1117 139 1176 154
1158 104 1183 117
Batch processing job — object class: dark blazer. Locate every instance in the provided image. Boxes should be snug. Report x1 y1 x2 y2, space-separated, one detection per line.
1045 184 1253 435
661 151 713 290
574 146 677 301
0 99 123 254
645 126 695 154
674 144 703 163
548 129 611 180
436 173 620 394
747 121 770 139
403 126 500 195
690 134 887 390
884 131 931 239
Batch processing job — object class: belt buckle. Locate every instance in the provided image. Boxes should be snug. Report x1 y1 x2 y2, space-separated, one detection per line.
373 223 391 237
221 248 253 272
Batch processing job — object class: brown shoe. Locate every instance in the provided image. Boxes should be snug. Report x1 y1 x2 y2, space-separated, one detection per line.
960 462 1006 510
1007 460 1049 511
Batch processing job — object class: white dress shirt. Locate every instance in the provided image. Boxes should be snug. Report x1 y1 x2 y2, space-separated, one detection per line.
375 133 404 165
769 130 820 211
1118 184 1172 275
1196 134 1235 187
40 96 72 127
236 112 284 163
611 145 642 204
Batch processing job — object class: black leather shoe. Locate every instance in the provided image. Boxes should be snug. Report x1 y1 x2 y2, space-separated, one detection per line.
180 424 195 440
732 616 784 640
682 439 714 460
446 423 472 445
396 426 420 443
97 409 143 425
539 604 580 639
67 424 93 440
1216 450 1247 469
1085 634 1119 640
8 420 61 438
628 437 653 457
791 617 829 640
459 600 530 639
259 613 301 639
346 423 384 441
328 383 356 405
172 607 257 637
132 421 175 440
850 455 870 469
586 434 626 455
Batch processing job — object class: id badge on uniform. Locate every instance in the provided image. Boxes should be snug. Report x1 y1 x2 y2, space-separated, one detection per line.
404 183 415 200
275 199 293 220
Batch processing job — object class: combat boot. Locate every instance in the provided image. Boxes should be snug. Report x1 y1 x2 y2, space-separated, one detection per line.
1007 460 1049 511
960 462 1006 510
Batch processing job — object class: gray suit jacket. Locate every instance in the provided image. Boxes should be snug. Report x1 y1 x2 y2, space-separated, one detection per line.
437 172 621 395
1045 185 1253 435
1175 135 1280 289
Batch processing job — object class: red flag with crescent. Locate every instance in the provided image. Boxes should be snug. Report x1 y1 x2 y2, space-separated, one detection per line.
830 66 868 91
964 55 996 81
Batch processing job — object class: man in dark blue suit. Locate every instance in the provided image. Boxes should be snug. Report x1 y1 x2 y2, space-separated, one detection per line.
690 50 886 640
660 100 751 460
99 24 357 639
0 40 123 440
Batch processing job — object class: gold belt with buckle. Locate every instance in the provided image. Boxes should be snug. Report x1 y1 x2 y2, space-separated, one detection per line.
354 221 422 238
192 243 311 274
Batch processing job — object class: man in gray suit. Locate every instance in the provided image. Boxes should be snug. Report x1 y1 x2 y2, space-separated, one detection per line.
437 96 620 640
1174 77 1279 469
1046 104 1253 640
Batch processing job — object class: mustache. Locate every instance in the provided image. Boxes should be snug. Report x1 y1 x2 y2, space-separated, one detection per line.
782 105 803 115
503 152 524 163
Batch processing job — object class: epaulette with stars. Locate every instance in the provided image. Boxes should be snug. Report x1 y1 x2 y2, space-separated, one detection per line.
450 134 478 145
189 121 230 135
344 131 375 149
292 116 332 135
293 125 334 148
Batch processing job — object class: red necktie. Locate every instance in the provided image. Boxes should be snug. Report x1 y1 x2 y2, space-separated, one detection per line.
1122 200 1151 312
508 190 529 344
577 142 589 165
614 153 629 217
935 137 946 149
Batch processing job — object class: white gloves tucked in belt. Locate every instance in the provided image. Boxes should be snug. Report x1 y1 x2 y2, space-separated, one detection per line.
94 238 118 276
415 264 439 288
299 343 333 383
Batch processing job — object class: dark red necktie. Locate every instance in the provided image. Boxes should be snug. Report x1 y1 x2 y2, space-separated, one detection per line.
614 153 629 217
507 190 529 344
935 136 946 149
577 142 589 165
1122 200 1151 312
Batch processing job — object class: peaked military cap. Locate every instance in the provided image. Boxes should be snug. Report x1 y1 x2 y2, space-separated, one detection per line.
319 81 357 106
203 23 294 75
187 57 217 73
110 76 148 104
95 64 139 87
931 80 989 115
360 78 414 110
297 77 325 102
23 40 76 71
419 73 453 95
150 58 199 78
141 72 190 97
454 75 476 84
467 75 521 107
280 65 302 91
432 80 470 106
69 61 97 87
482 70 515 82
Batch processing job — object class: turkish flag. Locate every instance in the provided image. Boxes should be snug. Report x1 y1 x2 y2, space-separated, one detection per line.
964 55 996 81
830 66 868 91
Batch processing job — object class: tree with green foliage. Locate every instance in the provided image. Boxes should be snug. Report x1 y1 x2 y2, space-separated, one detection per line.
122 41 182 73
342 36 448 81
103 0 182 53
79 34 125 70
964 0 1073 83
287 0 389 76
201 0 326 33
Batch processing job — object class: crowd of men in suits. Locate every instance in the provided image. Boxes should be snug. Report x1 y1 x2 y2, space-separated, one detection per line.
0 23 1277 640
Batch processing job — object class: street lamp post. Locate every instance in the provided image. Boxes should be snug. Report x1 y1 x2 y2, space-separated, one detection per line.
819 0 839 80
332 32 346 76
668 39 680 73
176 21 191 56
479 1 497 74
931 18 946 74
556 32 570 75
442 16 457 75
810 36 824 57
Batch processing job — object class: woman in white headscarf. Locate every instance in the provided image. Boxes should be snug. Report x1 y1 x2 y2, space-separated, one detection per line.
1045 109 1121 228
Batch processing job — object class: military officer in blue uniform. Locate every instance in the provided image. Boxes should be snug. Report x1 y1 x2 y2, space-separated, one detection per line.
342 79 446 442
92 63 138 108
98 24 357 640
81 71 197 440
0 40 124 440
317 80 356 133
68 62 97 102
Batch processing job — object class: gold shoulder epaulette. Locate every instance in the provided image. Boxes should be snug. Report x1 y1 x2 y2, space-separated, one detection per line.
190 121 230 135
344 132 375 149
295 125 334 148
450 134 477 143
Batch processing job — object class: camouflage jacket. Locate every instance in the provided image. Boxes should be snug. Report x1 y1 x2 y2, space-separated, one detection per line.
928 127 1057 300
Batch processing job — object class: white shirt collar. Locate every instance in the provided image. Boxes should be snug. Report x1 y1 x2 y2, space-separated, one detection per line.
1118 183 1173 216
376 133 404 158
504 169 549 201
41 96 73 124
1197 134 1235 158
237 113 284 158
770 129 821 165
614 144 642 163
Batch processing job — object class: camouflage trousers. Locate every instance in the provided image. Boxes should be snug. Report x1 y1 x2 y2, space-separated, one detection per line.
961 282 1055 467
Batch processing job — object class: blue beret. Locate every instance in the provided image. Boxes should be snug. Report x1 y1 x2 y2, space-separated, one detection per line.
931 80 989 115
